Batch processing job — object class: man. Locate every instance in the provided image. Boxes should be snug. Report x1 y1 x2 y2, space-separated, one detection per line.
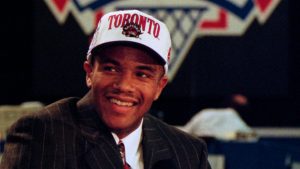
0 10 211 169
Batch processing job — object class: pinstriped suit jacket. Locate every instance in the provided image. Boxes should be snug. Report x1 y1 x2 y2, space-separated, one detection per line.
0 92 211 169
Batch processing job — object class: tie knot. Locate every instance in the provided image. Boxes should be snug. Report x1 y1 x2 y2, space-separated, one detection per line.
118 141 125 159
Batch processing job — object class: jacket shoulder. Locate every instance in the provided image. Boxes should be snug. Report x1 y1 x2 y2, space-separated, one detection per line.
144 114 211 169
1 97 83 169
36 97 80 119
7 97 80 134
145 114 207 148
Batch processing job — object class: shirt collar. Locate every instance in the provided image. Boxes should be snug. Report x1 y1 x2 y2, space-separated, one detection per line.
111 119 143 167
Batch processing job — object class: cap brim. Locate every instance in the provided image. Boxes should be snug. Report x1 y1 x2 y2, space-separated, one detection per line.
90 41 166 66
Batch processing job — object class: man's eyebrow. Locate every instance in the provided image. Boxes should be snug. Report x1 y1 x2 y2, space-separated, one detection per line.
136 65 157 73
99 57 120 65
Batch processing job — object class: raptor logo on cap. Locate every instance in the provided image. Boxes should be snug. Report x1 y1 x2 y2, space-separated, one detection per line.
122 22 143 38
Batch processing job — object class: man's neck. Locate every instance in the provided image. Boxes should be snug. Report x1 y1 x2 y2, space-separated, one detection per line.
112 119 143 139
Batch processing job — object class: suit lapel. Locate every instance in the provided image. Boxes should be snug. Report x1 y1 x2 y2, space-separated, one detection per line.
76 92 123 169
83 135 123 169
142 115 176 169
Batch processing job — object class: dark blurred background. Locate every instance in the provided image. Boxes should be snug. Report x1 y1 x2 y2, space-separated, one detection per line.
1 0 299 127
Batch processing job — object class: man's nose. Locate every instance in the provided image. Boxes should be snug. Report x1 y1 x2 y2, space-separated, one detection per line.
113 72 135 92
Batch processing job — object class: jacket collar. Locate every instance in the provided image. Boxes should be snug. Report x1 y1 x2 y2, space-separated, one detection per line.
142 115 175 169
76 91 123 169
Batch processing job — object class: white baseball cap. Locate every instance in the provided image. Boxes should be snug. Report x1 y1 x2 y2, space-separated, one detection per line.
87 9 171 73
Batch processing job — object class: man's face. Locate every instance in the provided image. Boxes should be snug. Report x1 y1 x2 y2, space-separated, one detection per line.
84 45 168 138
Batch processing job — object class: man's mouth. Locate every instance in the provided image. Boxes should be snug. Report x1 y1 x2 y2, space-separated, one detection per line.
109 98 135 107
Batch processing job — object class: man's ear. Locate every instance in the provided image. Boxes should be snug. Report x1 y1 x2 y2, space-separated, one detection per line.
154 75 168 100
83 61 93 88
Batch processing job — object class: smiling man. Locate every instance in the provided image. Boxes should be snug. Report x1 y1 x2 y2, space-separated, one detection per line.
85 45 168 139
1 10 211 169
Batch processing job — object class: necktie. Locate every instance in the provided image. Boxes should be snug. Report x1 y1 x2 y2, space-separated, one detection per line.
118 140 131 169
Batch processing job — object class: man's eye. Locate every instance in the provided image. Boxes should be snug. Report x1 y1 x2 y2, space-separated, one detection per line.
103 66 116 72
137 72 150 78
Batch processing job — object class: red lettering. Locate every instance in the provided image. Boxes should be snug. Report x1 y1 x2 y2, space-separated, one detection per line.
107 13 160 38
139 15 147 31
153 23 160 38
130 14 139 24
108 15 114 29
147 18 155 35
114 14 122 27
167 47 171 62
122 13 131 27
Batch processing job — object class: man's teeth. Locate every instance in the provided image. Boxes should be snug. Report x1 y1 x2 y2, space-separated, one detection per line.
110 98 134 107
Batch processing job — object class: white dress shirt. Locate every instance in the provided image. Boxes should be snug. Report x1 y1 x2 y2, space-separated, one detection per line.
112 119 144 169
